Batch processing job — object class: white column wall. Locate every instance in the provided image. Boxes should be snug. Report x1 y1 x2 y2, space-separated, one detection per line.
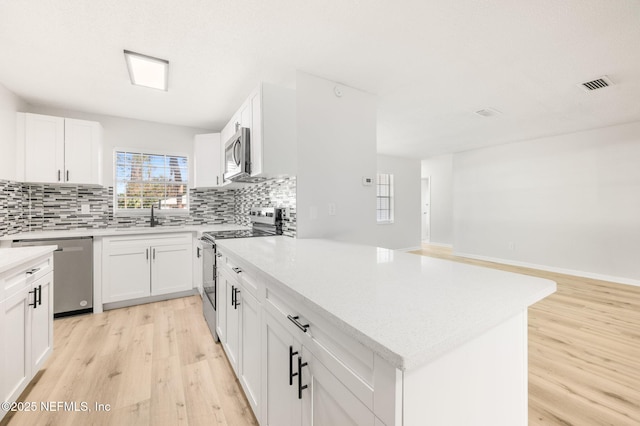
296 72 378 245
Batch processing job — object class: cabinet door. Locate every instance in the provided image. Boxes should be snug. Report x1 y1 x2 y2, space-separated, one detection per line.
31 271 53 372
64 118 102 185
216 266 227 343
151 243 193 296
24 113 64 183
221 270 240 373
194 133 223 187
301 348 375 426
102 242 150 303
263 312 301 426
1 287 31 404
239 289 261 415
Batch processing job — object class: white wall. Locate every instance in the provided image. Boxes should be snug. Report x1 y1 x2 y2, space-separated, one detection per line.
377 155 421 250
26 105 212 185
453 121 640 283
296 72 378 245
0 83 27 180
421 155 454 246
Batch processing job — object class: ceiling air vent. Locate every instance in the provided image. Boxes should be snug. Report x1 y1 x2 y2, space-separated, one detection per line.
580 76 613 92
474 108 501 118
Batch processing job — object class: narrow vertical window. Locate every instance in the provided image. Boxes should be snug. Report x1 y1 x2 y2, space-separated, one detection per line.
376 173 394 223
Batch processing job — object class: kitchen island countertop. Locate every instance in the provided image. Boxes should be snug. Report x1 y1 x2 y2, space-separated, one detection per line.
215 236 556 370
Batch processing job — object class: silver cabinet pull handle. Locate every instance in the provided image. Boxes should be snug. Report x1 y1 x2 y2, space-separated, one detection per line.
26 267 41 275
232 267 242 274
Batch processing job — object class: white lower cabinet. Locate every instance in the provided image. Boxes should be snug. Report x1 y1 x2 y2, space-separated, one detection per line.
218 260 262 416
1 253 54 423
301 348 375 426
102 233 193 304
263 311 301 426
239 287 262 413
262 309 374 426
216 248 380 426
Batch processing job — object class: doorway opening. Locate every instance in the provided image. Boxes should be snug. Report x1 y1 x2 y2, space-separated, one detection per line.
421 177 430 242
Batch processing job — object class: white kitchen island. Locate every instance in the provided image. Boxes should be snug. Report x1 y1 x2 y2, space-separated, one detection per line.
214 236 556 426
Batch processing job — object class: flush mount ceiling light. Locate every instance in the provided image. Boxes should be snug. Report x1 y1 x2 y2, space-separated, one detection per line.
124 50 169 91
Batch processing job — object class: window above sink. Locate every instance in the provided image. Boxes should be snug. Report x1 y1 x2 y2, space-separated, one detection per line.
114 149 189 214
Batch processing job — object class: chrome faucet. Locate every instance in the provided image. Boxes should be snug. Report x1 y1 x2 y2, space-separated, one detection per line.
150 201 160 227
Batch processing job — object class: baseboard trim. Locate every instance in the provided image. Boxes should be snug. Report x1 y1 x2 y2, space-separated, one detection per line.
397 246 422 252
426 242 453 249
103 289 198 311
454 251 640 288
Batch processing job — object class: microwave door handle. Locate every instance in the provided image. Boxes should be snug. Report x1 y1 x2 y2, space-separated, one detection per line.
233 139 242 166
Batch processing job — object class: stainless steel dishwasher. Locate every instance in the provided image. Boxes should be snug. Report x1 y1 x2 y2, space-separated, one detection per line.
12 237 93 317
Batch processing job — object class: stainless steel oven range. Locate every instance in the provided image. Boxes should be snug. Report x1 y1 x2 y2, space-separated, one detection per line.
200 207 283 341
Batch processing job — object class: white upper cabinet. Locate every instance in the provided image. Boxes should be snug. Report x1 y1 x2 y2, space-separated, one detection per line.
64 118 103 185
222 83 296 182
193 133 223 188
17 113 103 185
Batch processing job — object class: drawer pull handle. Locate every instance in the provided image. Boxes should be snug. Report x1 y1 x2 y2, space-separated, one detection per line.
26 267 41 275
287 315 310 333
298 356 308 399
216 253 222 258
232 267 242 274
289 346 299 386
37 284 42 306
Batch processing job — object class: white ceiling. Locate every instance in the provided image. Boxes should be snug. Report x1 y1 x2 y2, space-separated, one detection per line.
1 0 639 159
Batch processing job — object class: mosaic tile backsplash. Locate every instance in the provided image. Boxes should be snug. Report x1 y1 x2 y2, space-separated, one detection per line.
0 177 296 237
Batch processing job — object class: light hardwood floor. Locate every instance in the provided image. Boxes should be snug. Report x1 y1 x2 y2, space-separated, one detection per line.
4 248 639 425
1 296 258 426
412 244 640 426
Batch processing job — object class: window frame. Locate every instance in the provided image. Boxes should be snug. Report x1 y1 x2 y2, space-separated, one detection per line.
113 148 190 216
376 173 394 224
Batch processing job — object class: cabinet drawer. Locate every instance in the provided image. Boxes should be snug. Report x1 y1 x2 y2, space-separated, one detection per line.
265 285 375 409
1 255 53 302
104 232 192 248
219 253 259 299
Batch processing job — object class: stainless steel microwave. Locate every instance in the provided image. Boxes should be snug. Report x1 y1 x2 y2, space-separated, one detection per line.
223 126 251 182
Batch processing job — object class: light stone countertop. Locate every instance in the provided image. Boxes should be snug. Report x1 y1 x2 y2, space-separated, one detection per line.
215 236 556 370
0 246 58 275
0 224 251 242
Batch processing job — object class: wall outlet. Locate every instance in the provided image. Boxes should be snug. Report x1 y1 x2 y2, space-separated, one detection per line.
362 176 373 186
81 204 90 214
328 203 336 216
281 207 290 219
508 242 515 251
